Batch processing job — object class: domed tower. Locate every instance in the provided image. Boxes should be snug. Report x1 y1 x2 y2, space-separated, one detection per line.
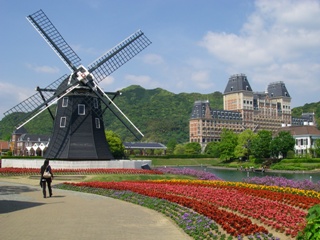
223 74 254 129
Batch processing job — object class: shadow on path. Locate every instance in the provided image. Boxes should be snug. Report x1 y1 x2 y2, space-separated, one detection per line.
0 185 38 195
0 200 45 214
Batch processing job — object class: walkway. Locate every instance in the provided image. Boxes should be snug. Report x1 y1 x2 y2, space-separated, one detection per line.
0 177 191 240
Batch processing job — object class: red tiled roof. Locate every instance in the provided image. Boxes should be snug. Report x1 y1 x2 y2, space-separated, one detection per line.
280 125 320 136
0 140 9 150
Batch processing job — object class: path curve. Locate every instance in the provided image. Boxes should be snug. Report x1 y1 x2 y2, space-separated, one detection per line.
0 178 192 240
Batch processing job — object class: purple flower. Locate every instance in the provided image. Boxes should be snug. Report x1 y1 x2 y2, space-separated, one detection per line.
243 176 320 191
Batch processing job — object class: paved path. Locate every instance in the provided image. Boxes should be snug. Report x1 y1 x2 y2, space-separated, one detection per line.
0 178 191 240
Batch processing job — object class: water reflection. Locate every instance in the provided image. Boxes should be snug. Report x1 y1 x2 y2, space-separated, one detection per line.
182 166 320 182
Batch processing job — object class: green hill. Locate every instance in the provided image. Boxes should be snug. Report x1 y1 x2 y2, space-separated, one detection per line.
0 85 319 144
0 85 223 144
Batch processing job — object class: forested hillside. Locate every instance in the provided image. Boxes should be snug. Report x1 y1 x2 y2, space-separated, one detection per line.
0 85 223 144
291 101 320 122
0 85 318 144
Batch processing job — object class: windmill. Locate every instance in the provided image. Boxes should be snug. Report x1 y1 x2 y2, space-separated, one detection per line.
4 9 151 160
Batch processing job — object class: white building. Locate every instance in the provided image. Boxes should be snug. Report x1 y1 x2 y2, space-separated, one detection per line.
280 124 320 155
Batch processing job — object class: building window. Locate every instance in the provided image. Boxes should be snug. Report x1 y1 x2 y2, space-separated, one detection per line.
78 104 85 115
95 118 100 129
60 117 66 128
93 98 98 109
62 97 68 107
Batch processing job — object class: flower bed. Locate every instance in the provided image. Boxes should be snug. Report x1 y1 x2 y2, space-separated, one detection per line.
57 184 278 240
65 179 320 238
0 167 162 176
3 167 320 239
244 176 320 192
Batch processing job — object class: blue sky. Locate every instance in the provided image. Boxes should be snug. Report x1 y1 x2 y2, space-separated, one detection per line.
0 0 319 120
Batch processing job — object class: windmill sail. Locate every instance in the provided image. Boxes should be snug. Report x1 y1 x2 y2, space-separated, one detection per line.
4 9 151 160
27 9 81 72
3 74 70 127
88 30 151 83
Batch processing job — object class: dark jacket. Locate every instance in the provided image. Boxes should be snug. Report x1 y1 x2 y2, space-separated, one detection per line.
40 164 54 183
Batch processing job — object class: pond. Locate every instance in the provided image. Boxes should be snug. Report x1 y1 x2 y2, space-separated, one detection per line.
181 166 320 182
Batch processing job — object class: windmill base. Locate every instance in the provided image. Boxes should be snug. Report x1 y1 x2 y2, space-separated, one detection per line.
1 159 152 169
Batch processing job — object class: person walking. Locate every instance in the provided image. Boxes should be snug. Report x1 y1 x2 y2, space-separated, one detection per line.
40 159 53 198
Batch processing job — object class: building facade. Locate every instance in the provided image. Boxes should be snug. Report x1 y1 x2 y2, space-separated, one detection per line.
190 74 316 149
10 127 50 156
10 128 167 157
279 125 320 156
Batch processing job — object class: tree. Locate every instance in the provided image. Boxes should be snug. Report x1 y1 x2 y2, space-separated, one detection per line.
234 129 256 160
251 130 272 159
105 130 125 159
218 129 238 161
185 142 201 155
204 141 220 157
314 139 320 157
166 138 177 155
173 144 185 155
270 131 295 158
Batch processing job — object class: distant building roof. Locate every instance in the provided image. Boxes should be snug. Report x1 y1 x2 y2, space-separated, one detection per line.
0 140 9 150
190 100 242 120
267 81 291 98
224 74 252 94
18 134 50 143
124 142 167 149
279 125 320 137
13 126 28 135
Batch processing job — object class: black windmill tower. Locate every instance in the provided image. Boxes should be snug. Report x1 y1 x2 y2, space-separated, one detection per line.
4 9 151 160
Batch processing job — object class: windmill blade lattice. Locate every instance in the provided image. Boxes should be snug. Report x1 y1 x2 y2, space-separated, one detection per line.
88 30 151 83
86 82 144 140
27 9 81 72
4 9 152 159
3 74 69 127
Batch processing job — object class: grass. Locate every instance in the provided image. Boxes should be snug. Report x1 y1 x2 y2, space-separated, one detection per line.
270 163 320 171
144 157 320 171
148 158 223 167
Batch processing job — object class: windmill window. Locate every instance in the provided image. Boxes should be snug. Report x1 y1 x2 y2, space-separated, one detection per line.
93 98 98 108
60 117 66 128
95 118 100 129
62 97 68 107
78 104 85 115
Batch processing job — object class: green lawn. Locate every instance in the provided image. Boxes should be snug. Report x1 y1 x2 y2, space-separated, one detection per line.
146 158 222 167
136 157 320 171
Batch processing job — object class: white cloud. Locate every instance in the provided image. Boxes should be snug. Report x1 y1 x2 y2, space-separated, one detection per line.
199 0 320 106
0 81 35 118
200 0 320 66
26 64 60 74
97 76 115 89
190 70 214 90
125 74 159 88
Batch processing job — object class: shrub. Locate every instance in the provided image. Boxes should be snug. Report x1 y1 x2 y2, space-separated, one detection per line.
286 150 295 159
297 204 320 239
